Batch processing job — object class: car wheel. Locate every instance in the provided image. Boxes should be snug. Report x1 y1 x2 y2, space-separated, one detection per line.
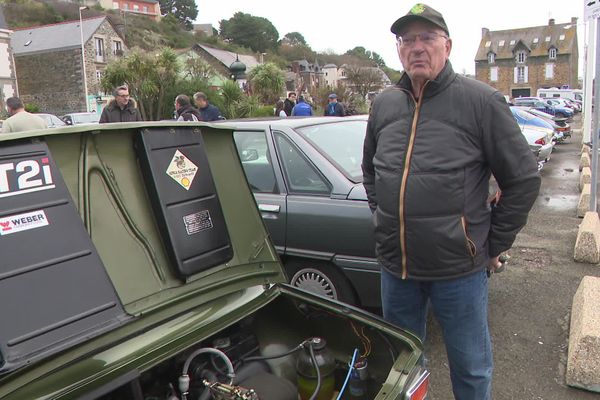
555 112 565 118
286 260 357 305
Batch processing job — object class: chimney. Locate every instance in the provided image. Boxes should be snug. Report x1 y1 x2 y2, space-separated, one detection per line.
549 18 555 26
572 17 578 25
482 27 489 38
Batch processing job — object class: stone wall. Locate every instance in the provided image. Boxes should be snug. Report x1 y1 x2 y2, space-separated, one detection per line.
15 48 84 115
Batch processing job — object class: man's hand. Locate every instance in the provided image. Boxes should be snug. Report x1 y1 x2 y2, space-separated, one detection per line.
487 255 507 277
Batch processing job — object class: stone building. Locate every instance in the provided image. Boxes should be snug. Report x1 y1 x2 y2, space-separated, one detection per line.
11 16 126 116
94 0 160 21
0 5 17 110
475 18 579 98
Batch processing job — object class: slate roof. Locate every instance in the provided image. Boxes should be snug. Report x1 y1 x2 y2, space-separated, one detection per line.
195 44 259 72
475 20 577 61
12 16 107 56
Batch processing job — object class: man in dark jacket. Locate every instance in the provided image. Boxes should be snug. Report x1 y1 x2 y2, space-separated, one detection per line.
291 96 313 116
361 4 540 400
99 85 143 123
175 94 202 121
283 92 296 116
193 92 224 121
323 93 345 116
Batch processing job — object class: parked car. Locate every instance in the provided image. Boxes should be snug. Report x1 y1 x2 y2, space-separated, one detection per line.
518 107 571 142
230 116 380 308
513 97 574 119
34 113 67 128
0 121 429 400
61 112 100 125
545 98 578 114
510 107 554 169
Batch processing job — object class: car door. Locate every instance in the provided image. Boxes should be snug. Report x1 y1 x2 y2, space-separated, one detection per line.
233 130 287 254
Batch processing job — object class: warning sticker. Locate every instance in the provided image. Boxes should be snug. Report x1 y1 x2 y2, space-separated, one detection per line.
183 210 213 235
0 210 49 236
166 150 198 190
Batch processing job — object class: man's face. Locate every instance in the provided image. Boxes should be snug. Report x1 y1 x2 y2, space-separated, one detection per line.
195 98 207 108
289 94 296 102
397 20 452 84
115 89 130 108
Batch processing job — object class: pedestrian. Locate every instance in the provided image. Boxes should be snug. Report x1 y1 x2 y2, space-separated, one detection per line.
275 100 287 117
291 96 313 116
1 97 47 133
361 4 540 400
283 92 296 116
323 93 345 116
99 85 143 123
193 92 224 121
174 94 202 121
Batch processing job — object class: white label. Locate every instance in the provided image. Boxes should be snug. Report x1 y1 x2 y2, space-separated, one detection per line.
0 210 49 236
166 150 198 191
0 158 55 198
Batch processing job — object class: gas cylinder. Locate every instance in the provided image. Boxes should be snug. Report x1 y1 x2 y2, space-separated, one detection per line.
296 337 336 400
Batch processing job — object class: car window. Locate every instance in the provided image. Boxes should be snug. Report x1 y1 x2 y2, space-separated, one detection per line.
274 133 330 195
513 108 536 121
73 113 100 124
233 131 278 193
295 120 366 182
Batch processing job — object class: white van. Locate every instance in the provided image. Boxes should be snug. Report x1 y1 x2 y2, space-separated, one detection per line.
537 88 583 102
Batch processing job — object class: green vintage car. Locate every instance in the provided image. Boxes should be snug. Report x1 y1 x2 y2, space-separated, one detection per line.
0 122 428 400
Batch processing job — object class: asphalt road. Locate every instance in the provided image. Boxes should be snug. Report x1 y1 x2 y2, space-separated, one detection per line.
425 114 600 400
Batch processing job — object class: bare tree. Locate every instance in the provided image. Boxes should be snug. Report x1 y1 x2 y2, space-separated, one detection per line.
343 65 385 97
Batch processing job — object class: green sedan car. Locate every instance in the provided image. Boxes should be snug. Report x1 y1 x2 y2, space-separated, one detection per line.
0 121 428 400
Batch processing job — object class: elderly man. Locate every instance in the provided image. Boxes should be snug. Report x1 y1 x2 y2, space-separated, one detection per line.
361 4 540 399
193 92 224 122
1 97 46 133
99 85 143 123
323 93 345 116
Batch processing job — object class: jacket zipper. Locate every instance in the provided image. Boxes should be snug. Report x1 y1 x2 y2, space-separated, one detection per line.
399 83 428 279
461 216 477 259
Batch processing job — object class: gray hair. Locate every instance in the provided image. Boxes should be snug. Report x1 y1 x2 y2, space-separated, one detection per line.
193 92 208 102
113 84 129 97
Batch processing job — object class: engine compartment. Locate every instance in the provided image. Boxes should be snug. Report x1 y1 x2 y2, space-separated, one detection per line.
96 294 415 400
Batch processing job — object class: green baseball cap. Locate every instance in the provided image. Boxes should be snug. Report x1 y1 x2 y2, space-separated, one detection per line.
390 3 449 36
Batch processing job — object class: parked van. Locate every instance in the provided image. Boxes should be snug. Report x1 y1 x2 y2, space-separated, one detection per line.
537 88 583 102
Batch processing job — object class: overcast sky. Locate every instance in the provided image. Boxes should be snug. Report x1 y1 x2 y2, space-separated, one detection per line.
196 1 586 76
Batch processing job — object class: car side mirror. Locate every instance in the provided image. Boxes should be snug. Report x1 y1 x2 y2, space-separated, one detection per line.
240 149 259 162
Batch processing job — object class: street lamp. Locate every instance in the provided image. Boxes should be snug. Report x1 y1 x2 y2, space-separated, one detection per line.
79 6 90 112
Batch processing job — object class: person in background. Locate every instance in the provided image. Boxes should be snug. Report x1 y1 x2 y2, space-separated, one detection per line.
275 100 287 117
291 96 313 116
1 97 47 133
324 93 345 116
99 85 143 123
283 92 296 116
193 92 224 121
175 94 202 121
362 4 540 400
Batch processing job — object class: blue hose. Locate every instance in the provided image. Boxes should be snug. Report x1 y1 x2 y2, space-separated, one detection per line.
336 348 359 400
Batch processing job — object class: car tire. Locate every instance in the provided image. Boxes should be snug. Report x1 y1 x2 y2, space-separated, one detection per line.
286 259 357 305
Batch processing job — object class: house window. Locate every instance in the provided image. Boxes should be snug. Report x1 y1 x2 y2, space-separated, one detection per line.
96 69 103 83
545 63 554 79
488 53 495 64
533 38 539 44
95 37 104 62
123 3 129 9
545 36 551 42
143 6 148 12
549 48 557 60
112 40 122 55
490 67 498 82
133 4 139 11
112 1 118 8
499 40 505 46
517 66 526 82
485 40 491 47
559 34 565 40
516 51 526 64
510 39 516 45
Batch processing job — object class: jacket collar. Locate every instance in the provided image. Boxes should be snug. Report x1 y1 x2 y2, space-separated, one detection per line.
397 61 456 99
107 99 136 113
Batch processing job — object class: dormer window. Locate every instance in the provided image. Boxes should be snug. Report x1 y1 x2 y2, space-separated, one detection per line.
485 40 491 47
488 52 496 64
499 40 505 46
549 48 557 60
533 38 539 44
510 39 516 46
559 34 565 40
516 51 527 64
545 36 551 42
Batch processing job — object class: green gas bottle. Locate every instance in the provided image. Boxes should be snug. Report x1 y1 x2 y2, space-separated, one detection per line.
296 337 336 400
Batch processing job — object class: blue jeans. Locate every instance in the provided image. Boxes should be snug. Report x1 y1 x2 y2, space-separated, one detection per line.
381 268 492 400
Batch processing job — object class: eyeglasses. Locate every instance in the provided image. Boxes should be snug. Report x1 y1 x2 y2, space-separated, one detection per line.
396 32 448 47
117 94 130 98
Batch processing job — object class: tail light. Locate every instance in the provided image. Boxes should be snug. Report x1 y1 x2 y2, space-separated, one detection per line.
557 126 569 132
535 138 546 145
405 370 430 400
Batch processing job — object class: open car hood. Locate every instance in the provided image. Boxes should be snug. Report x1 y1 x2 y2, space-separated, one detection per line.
0 122 287 374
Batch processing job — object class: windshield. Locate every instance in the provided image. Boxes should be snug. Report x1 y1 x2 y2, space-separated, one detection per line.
296 119 367 182
73 114 100 124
